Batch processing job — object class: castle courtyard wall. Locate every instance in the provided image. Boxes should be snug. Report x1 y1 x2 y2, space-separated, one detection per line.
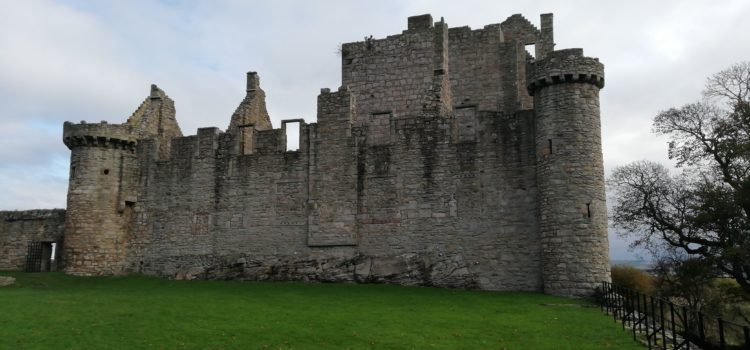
122 85 542 290
0 210 66 270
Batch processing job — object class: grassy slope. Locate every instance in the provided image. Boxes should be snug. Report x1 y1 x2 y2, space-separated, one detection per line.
0 272 641 350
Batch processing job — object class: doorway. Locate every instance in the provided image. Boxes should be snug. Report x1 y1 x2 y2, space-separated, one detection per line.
24 241 57 272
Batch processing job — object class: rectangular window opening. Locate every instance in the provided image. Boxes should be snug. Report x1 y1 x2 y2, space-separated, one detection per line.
285 121 301 151
525 44 535 59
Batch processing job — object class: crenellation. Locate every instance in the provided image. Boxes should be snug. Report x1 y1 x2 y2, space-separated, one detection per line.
2 13 609 297
407 14 433 31
526 48 605 96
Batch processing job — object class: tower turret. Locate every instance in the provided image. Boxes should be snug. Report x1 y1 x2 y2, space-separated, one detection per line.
527 48 609 296
62 121 138 275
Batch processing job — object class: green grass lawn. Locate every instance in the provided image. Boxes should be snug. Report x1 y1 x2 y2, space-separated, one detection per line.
0 272 641 350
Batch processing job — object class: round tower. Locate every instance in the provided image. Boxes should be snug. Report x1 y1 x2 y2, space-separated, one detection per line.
527 49 610 297
62 121 138 275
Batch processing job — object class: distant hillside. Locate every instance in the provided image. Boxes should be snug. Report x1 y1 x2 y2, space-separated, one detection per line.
611 259 652 271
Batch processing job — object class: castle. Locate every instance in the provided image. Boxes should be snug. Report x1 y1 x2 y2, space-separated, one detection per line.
0 13 610 297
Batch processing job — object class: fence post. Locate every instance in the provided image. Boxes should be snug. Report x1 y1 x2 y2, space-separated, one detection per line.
622 287 628 330
670 302 677 349
660 299 667 350
683 307 690 350
644 293 650 336
651 296 658 348
614 284 620 322
634 290 641 341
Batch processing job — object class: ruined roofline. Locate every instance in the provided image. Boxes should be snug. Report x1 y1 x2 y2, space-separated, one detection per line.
63 12 559 143
227 71 274 132
341 13 553 47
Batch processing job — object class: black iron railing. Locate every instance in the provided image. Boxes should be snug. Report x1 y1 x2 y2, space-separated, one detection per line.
601 281 750 350
24 241 42 272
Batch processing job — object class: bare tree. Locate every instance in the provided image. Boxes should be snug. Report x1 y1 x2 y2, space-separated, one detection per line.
608 62 750 294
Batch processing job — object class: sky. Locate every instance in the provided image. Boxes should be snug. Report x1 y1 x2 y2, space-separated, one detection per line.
1 0 749 261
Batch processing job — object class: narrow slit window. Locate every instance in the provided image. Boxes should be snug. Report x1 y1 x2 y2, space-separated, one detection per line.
548 139 553 154
586 203 591 218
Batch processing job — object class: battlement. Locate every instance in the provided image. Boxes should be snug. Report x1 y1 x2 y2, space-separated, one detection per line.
62 121 137 151
407 14 433 31
526 48 605 95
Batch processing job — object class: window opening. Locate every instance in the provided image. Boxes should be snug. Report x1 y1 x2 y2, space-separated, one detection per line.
283 121 301 151
525 44 535 59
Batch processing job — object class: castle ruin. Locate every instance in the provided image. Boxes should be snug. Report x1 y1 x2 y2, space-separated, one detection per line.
0 13 610 297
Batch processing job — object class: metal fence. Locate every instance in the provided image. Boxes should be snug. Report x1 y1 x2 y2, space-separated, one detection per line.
601 281 750 350
24 241 43 272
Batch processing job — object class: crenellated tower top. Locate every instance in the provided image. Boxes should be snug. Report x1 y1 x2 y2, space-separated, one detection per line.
62 121 137 152
526 48 605 96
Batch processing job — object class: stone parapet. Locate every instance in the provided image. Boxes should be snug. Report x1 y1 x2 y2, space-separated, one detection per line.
526 49 604 96
62 121 137 151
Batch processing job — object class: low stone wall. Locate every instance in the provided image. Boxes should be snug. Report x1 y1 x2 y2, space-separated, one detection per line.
0 209 66 270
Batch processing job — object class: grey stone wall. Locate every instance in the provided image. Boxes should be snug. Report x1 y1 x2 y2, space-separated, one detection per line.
0 210 66 270
121 82 542 290
33 13 611 297
341 17 445 120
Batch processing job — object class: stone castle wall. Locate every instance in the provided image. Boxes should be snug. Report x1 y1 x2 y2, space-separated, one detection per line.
2 13 611 297
0 210 66 270
122 85 542 290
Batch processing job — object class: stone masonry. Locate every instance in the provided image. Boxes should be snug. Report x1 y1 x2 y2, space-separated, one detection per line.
0 13 610 297
0 210 65 271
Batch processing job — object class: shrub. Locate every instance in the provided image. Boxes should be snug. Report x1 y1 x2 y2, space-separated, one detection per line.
611 265 654 295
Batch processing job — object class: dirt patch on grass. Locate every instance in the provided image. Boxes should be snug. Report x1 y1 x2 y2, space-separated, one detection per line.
0 276 16 287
